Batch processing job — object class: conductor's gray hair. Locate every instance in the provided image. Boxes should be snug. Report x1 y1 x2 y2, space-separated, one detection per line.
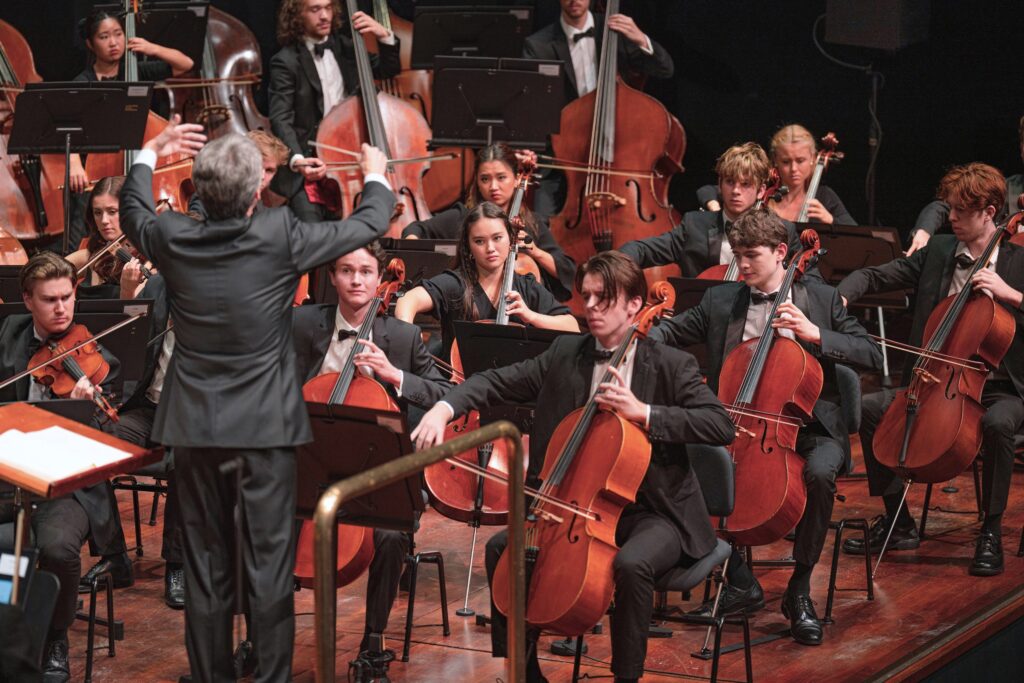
192 134 263 220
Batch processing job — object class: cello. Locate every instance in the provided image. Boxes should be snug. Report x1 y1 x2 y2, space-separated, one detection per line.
294 267 407 589
697 168 788 282
0 225 28 266
488 287 672 635
715 230 826 546
314 0 440 237
163 7 271 138
787 132 843 224
546 0 685 315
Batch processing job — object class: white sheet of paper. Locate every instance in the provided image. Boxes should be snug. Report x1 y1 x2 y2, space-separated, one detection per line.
0 425 131 483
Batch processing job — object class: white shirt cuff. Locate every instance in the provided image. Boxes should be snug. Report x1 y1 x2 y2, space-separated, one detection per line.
438 401 456 421
379 31 396 46
644 404 651 430
640 35 654 55
135 148 158 169
364 172 392 191
395 370 404 397
289 153 305 172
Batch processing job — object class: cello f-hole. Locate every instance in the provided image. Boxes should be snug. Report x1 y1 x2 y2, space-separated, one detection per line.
409 93 429 121
565 500 582 543
398 185 423 221
757 418 774 454
944 368 959 400
565 185 586 231
627 178 656 223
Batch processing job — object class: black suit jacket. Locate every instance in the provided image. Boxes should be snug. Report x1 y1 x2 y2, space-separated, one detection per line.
523 14 674 102
119 163 396 448
838 235 1024 395
441 334 735 559
291 305 452 410
650 281 882 447
268 32 401 198
619 210 805 278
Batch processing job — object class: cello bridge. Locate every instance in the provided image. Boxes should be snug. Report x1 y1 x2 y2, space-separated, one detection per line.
585 192 626 211
534 509 564 525
913 367 940 384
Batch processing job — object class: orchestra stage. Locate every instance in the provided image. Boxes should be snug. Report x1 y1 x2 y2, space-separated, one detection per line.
71 445 1024 682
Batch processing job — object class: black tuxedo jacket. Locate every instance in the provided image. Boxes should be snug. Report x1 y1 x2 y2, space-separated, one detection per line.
838 235 1024 395
268 31 401 197
619 210 804 278
650 281 882 446
291 304 452 410
441 334 735 559
522 14 674 102
120 163 395 448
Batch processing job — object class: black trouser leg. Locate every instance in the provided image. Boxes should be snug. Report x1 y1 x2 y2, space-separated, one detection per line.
859 389 903 499
792 432 846 569
363 529 410 648
485 529 510 658
161 463 183 564
979 384 1024 520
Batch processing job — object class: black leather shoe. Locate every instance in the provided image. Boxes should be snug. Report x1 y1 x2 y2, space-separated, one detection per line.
79 552 134 592
781 591 823 646
165 565 185 609
689 577 766 617
842 515 919 556
42 635 70 683
969 531 1004 576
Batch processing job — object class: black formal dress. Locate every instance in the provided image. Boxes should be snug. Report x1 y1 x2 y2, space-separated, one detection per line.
0 314 121 641
651 280 882 568
120 156 395 682
268 31 400 220
400 202 577 301
838 236 1024 516
292 305 452 646
439 333 734 679
419 269 571 360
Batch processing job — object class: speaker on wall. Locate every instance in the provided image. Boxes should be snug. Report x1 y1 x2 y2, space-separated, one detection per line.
825 0 930 51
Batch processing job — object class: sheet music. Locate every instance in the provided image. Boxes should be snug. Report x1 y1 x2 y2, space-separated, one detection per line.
0 426 132 482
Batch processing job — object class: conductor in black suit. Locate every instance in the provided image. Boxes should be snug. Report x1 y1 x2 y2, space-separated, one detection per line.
523 0 674 219
119 117 395 681
650 209 882 646
413 252 736 683
838 163 1024 577
269 0 400 222
292 241 452 655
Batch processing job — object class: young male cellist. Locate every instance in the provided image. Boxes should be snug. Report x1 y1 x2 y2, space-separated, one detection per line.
412 251 735 682
650 209 882 645
839 162 1024 576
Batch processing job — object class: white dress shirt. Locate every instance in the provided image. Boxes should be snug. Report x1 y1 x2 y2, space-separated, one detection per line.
743 286 795 343
561 12 598 97
146 326 175 404
321 307 404 394
948 242 998 297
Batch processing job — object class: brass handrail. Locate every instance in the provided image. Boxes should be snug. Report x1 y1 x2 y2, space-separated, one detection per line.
313 420 526 682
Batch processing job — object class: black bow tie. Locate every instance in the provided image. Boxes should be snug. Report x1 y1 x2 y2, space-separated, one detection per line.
955 252 977 270
586 346 614 362
338 329 358 341
750 291 778 305
313 36 335 58
572 26 595 43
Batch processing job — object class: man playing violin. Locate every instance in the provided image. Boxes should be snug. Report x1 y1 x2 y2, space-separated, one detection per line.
620 143 806 278
269 0 400 222
0 252 122 682
650 210 882 645
839 163 1024 576
413 251 735 683
292 240 452 658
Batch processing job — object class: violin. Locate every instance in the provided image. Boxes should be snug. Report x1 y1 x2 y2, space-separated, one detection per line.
792 132 843 223
489 299 668 634
28 324 119 423
295 267 408 589
76 234 152 286
715 230 826 546
873 219 1016 484
546 0 685 315
698 169 788 282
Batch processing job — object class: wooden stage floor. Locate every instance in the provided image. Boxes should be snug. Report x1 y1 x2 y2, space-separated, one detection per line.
68 448 1024 682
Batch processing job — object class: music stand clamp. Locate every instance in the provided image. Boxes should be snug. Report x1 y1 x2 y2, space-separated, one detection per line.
8 82 153 254
430 57 565 151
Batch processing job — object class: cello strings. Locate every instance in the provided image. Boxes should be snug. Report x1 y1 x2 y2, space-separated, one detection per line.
867 335 986 371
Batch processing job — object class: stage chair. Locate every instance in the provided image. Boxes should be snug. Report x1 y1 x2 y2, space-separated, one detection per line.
401 534 451 662
110 453 172 558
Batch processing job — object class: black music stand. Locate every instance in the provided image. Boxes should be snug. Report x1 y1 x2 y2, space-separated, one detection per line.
0 266 19 303
809 222 910 387
296 403 422 532
410 5 533 69
380 238 458 285
8 82 153 253
430 56 564 149
93 2 210 69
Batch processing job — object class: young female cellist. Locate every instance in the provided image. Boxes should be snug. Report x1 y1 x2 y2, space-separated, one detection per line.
412 251 735 683
402 144 577 301
766 124 855 225
394 201 579 360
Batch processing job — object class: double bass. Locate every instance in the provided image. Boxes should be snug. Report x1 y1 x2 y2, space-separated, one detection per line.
715 231 826 546
547 0 685 315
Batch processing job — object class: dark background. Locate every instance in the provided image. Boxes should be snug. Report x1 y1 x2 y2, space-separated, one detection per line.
3 0 1023 238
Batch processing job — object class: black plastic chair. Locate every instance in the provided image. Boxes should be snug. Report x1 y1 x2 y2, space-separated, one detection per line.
401 534 451 662
110 452 172 558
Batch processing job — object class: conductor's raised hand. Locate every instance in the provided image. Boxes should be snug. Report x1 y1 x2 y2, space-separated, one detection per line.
360 144 388 177
144 115 206 159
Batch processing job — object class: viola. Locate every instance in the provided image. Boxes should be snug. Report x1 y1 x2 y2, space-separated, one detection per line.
698 169 788 282
546 0 685 315
28 324 119 423
490 299 668 635
873 220 1016 484
1008 211 1024 246
792 132 843 223
715 230 826 546
163 7 271 138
